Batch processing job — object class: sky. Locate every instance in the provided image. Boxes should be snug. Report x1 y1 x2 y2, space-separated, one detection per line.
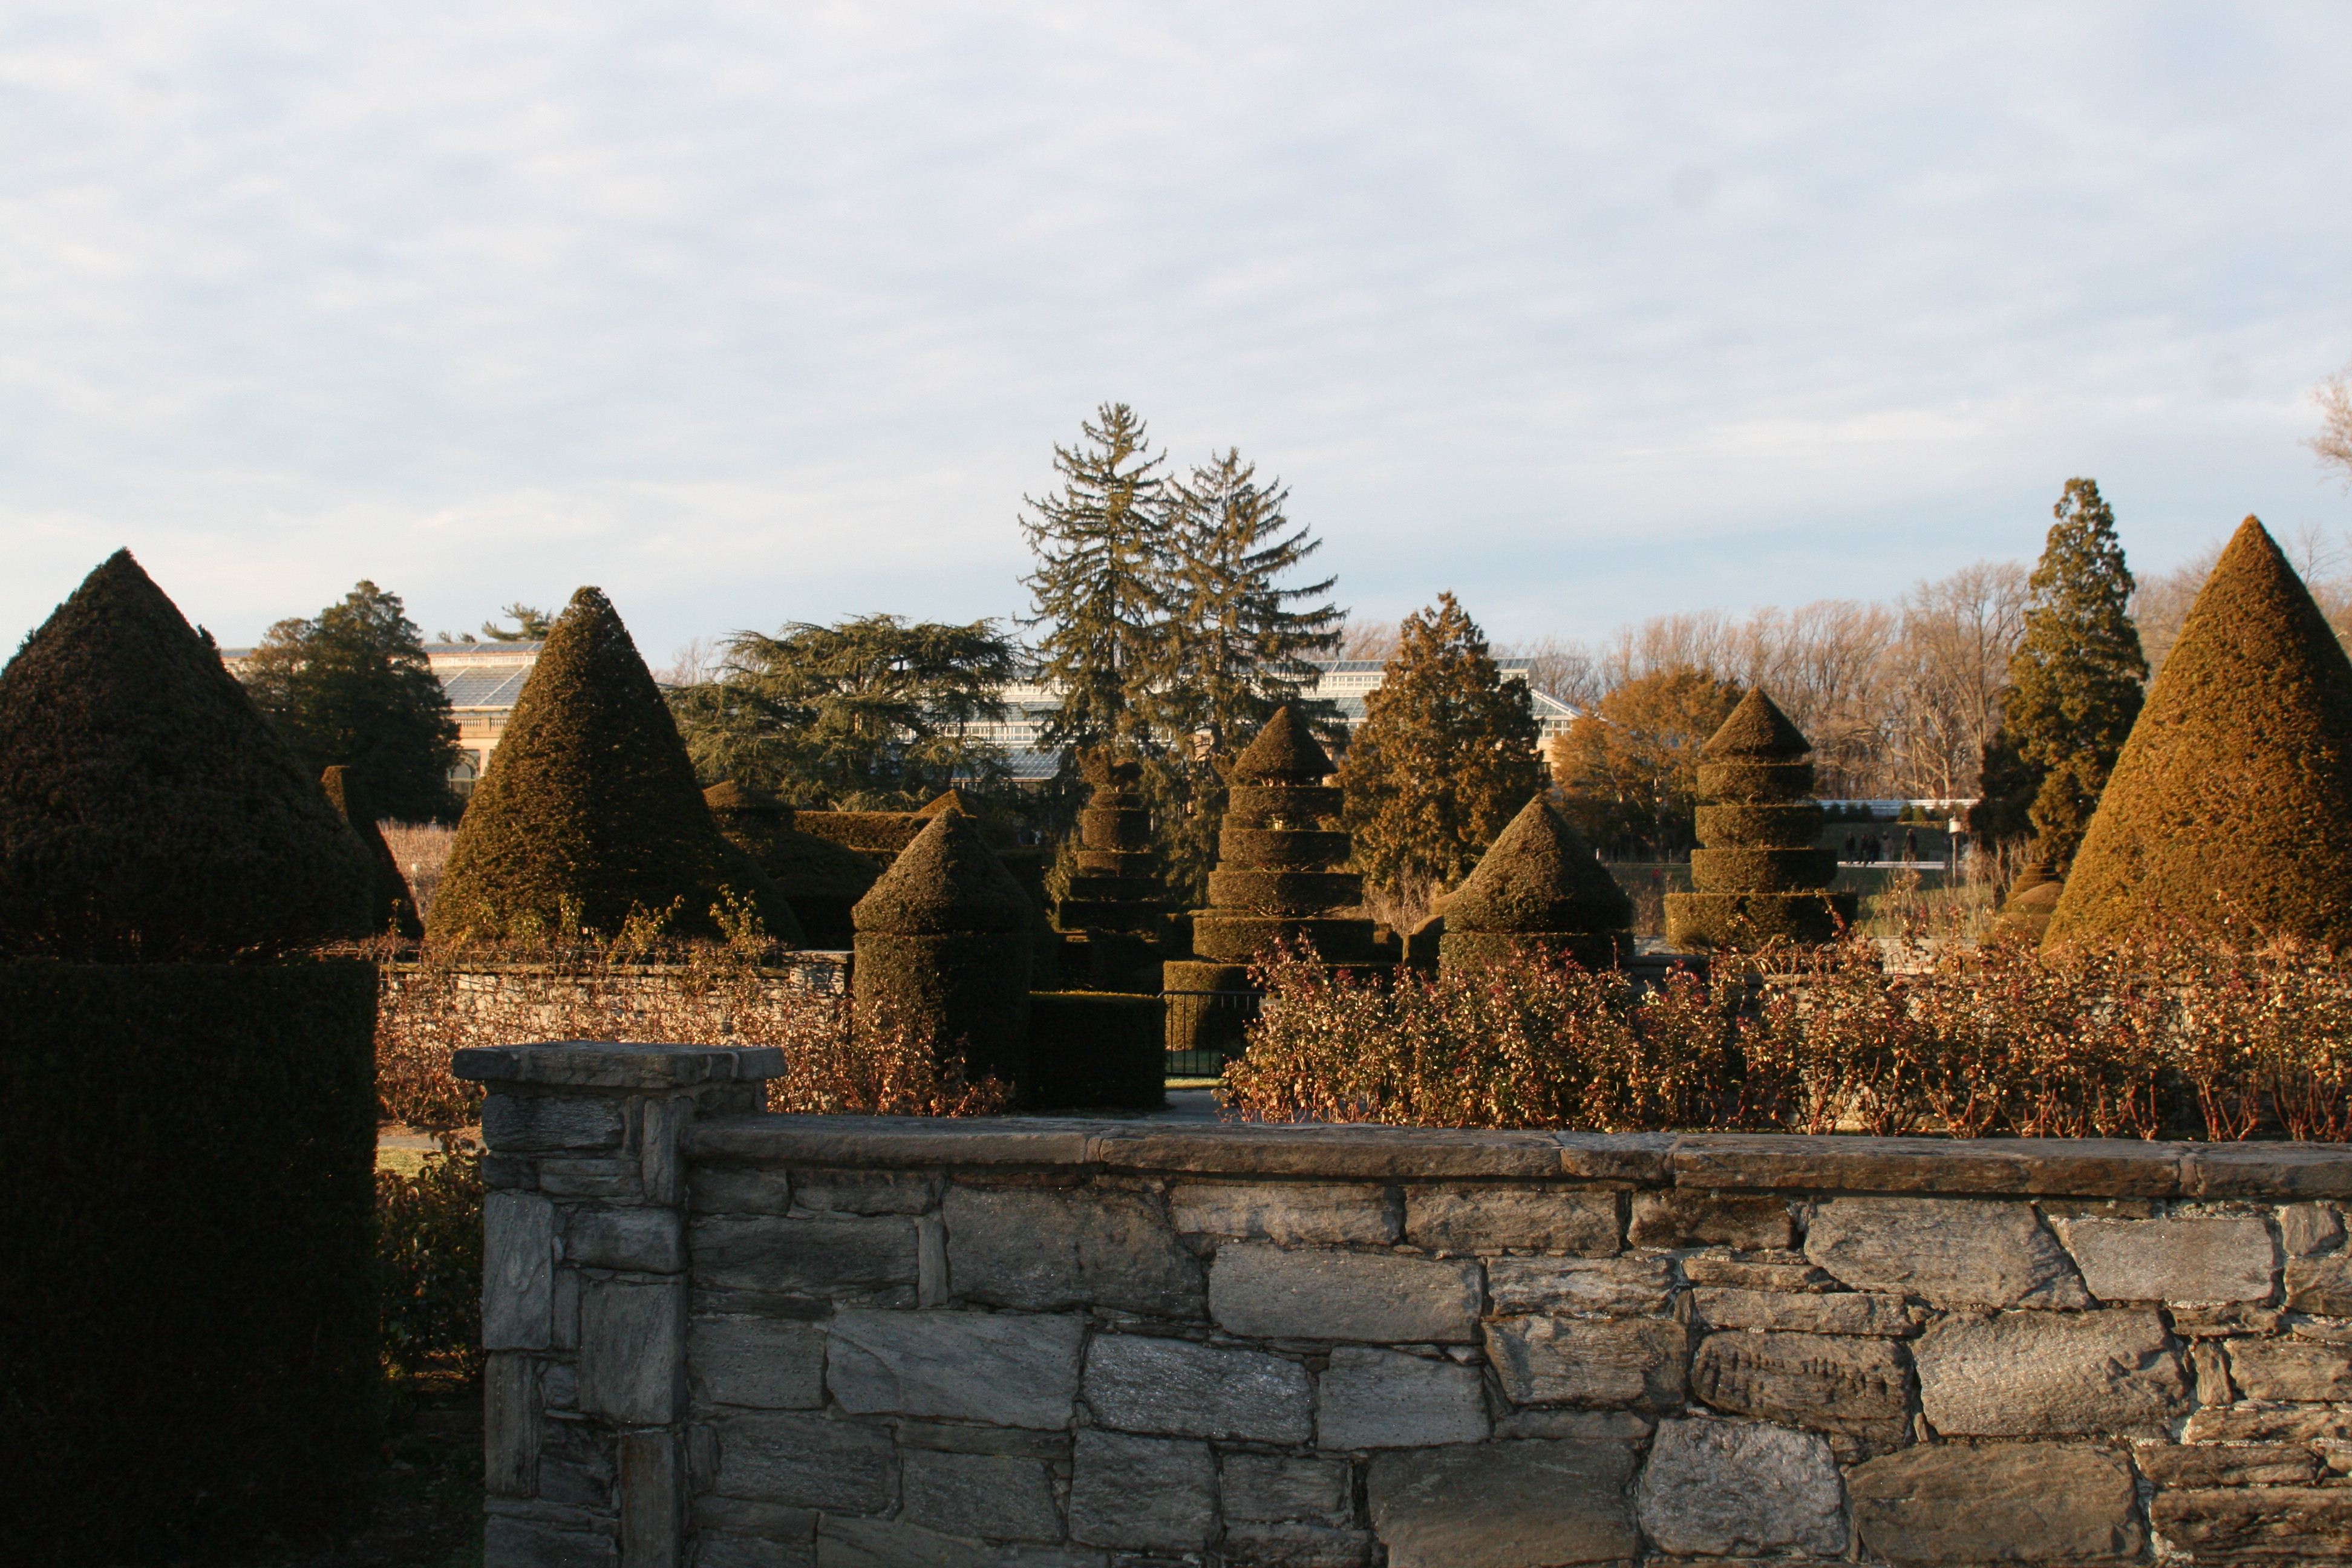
5 3 2350 665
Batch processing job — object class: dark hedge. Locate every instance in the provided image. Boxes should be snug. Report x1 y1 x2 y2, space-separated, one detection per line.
704 782 878 946
1027 991 1166 1110
0 550 373 961
1439 929 1626 973
1192 914 1382 964
1444 794 1633 939
1703 688 1811 759
1223 784 1345 829
322 764 423 940
794 811 932 861
1693 803 1825 850
1692 761 1817 805
1228 705 1334 785
1688 847 1840 894
1664 890 1858 946
852 931 1031 1085
1216 828 1355 867
1205 867 1367 914
0 960 378 1563
1670 687 1843 948
854 811 1033 935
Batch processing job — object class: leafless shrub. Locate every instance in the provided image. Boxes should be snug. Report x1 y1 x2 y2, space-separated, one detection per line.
379 820 457 919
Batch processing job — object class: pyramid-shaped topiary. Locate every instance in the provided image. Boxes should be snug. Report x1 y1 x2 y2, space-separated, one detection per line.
852 808 1032 1084
1440 794 1634 972
321 765 423 940
1056 754 1165 935
705 780 879 949
1664 688 1854 948
428 587 802 945
0 550 374 959
2047 516 2352 949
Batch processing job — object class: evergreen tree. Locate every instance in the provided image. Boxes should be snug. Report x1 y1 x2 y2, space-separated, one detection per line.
239 581 463 823
2004 479 2148 872
1335 593 1546 901
481 603 553 641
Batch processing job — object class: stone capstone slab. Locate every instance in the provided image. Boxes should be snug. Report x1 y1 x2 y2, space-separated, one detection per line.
1168 1181 1399 1246
2224 1336 2352 1402
709 1411 895 1511
1849 1442 2141 1565
2151 1486 2352 1558
1316 1347 1491 1449
690 1316 825 1410
1485 1255 1675 1318
1628 1190 1794 1250
900 1448 1065 1543
1688 1287 1912 1336
1485 1316 1689 1407
1401 1184 1620 1255
2287 1252 2352 1315
1914 1309 2187 1437
1671 1133 2186 1198
578 1276 684 1425
1209 1243 1481 1342
825 1308 1082 1429
1067 1430 1215 1550
2053 1215 2276 1304
1080 1331 1312 1442
1365 1440 1639 1568
1806 1196 2090 1308
456 1038 786 1089
690 1214 917 1296
567 1205 685 1273
1635 1417 1846 1558
1689 1330 1909 1448
944 1184 1203 1318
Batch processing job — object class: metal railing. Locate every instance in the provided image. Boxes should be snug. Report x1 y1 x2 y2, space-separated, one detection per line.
1161 989 1263 1078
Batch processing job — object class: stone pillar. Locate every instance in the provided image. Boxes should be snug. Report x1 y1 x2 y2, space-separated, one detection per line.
456 1040 785 1568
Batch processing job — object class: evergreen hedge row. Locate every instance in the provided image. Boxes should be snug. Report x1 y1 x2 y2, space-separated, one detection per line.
1027 991 1165 1110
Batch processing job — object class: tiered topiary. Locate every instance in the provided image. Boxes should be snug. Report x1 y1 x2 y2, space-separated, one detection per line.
322 763 423 940
428 587 802 946
705 780 880 949
852 808 1033 1085
1664 688 1855 949
1439 794 1635 972
1988 858 2062 944
2047 516 2352 949
1056 754 1165 934
0 551 379 1560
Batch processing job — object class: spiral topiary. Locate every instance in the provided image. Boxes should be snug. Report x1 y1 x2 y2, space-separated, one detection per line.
1664 688 1855 948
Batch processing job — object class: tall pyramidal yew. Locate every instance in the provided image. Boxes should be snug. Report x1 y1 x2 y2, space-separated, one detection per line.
2047 516 2352 949
428 587 802 944
1664 688 1854 948
1439 794 1633 972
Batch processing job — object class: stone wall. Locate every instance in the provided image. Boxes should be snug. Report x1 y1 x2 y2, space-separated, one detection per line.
457 1040 2352 1568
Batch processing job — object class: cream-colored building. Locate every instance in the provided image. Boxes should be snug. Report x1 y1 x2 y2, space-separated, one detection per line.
219 639 542 797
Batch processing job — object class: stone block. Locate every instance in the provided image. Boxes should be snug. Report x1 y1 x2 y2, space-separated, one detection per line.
789 1169 936 1215
1914 1309 2186 1437
697 1532 815 1568
2054 1215 2276 1304
1848 1443 2140 1564
2282 1201 2344 1256
486 1191 558 1351
1490 1408 1655 1440
708 1411 893 1511
486 1351 540 1497
2226 1336 2352 1402
2138 1443 2319 1486
691 1215 917 1295
580 1276 684 1425
457 1038 784 1090
1169 1181 1399 1245
482 1515 619 1568
1081 1331 1311 1442
691 1495 817 1538
944 1184 1203 1318
568 1205 685 1273
1687 1287 1911 1336
1067 1431 1215 1550
689 1168 794 1215
1628 1191 1792 1250
617 1429 679 1568
1221 1453 1352 1526
2151 1486 2352 1558
1689 1330 1909 1447
1316 1347 1490 1449
814 1516 1105 1568
484 1091 626 1154
2183 1405 2352 1443
1220 1522 1374 1567
1485 1316 1688 1407
1210 1243 1481 1342
896 1422 1068 1459
826 1308 1082 1429
1635 1417 1846 1558
1485 1256 1674 1318
690 1316 825 1410
1806 1196 2089 1308
2167 1302 2286 1337
538 1159 644 1200
1366 1440 1638 1568
1402 1184 1619 1254
539 1420 615 1509
901 1448 1064 1543
1679 1254 1835 1292
2287 1251 2352 1315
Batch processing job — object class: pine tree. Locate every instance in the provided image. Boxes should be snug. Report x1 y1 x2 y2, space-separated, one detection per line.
1335 593 1546 901
2004 479 2147 872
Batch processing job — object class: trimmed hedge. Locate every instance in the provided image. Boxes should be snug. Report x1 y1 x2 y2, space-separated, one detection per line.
1079 808 1154 851
1670 688 1843 949
323 764 423 939
1667 890 1857 945
851 932 1031 1084
1444 795 1632 941
0 960 379 1563
1703 688 1811 759
854 811 1033 935
1028 991 1166 1109
1216 828 1354 868
1439 929 1626 973
1205 867 1366 914
708 782 880 948
1693 803 1824 849
1693 760 1816 804
1193 913 1382 964
1228 704 1334 785
1690 847 1840 894
1223 784 1345 829
794 811 930 860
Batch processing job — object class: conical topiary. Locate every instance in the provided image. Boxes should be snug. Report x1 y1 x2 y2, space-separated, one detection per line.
1439 794 1634 972
1664 688 1855 948
1185 706 1379 967
322 765 423 940
426 587 802 945
705 780 879 949
852 809 1032 1083
0 550 374 959
1056 754 1165 935
2046 516 2352 949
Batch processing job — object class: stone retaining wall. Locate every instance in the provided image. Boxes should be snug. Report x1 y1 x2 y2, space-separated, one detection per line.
457 1040 2352 1568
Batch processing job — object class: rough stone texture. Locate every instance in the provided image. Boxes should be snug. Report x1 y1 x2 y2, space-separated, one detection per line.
1635 1418 1846 1558
1688 1287 1912 1336
900 1448 1064 1543
1849 1443 2141 1564
1485 1255 1675 1318
1485 1316 1689 1407
1080 1332 1312 1442
708 1412 894 1511
2169 1301 2287 1337
486 1353 539 1497
1315 1347 1490 1449
814 1515 1103 1568
690 1215 917 1297
567 1205 685 1273
483 1093 627 1154
1680 1253 1836 1292
486 1191 558 1351
944 1184 1203 1318
2054 1215 2276 1303
1067 1431 1215 1551
1210 1243 1481 1342
1689 1331 1910 1448
578 1276 683 1425
689 1167 795 1215
789 1169 936 1215
482 1516 619 1568
1402 1184 1619 1254
1220 1521 1374 1567
1365 1440 1638 1568
1168 1181 1397 1246
1221 1453 1352 1526
2183 1405 2352 1443
2225 1336 2352 1402
1915 1309 2187 1437
2287 1250 2352 1315
2152 1486 2352 1558
1628 1190 1793 1250
2138 1443 2320 1486
825 1308 1083 1429
689 1316 825 1410
2282 1201 2344 1256
1806 1196 2090 1308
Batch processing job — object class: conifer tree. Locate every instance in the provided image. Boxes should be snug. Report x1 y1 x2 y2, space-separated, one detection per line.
1335 593 1546 901
2004 478 2147 872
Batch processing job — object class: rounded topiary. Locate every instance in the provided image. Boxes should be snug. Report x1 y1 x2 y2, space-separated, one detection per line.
2047 516 2352 949
0 550 374 960
852 809 1033 1083
1665 688 1854 949
427 588 802 946
322 765 423 940
1439 794 1633 973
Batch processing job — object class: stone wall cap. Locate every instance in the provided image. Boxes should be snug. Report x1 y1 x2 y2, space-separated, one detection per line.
1667 1133 2192 1197
2184 1142 2352 1198
452 1039 787 1089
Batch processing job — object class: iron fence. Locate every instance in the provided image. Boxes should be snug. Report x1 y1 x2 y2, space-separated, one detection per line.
1161 989 1263 1078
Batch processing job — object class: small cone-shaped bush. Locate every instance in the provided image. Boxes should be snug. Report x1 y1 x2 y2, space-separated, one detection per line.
706 781 879 949
1440 794 1633 972
854 809 1032 1084
2047 516 2352 948
0 550 373 959
321 765 423 939
428 587 802 945
1057 753 1165 935
1665 688 1854 948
